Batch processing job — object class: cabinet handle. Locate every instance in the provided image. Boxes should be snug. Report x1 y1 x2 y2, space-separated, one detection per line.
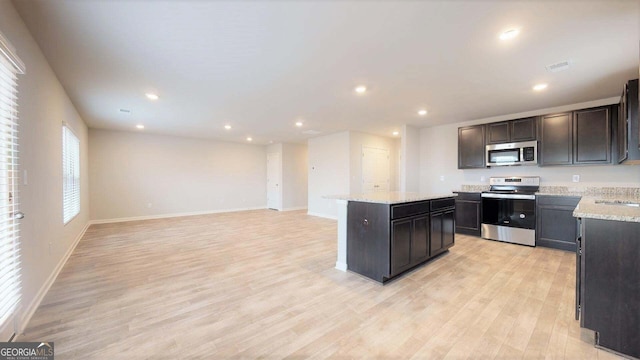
363 218 369 226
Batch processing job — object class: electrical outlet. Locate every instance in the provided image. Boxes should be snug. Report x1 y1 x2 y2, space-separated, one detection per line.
572 175 580 183
439 175 445 181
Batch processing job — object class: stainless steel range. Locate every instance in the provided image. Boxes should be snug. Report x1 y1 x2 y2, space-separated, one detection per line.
481 176 540 246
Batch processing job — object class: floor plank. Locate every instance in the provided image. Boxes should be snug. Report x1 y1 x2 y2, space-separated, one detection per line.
19 209 622 359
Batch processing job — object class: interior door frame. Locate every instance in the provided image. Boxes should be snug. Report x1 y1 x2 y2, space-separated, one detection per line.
266 152 282 210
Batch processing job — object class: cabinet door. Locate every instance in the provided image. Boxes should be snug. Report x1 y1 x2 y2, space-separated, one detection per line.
540 113 573 165
617 85 628 163
487 121 510 144
442 210 455 249
536 196 580 252
430 212 443 255
573 107 611 164
458 125 486 169
455 199 481 236
411 215 429 264
391 219 412 276
511 117 537 142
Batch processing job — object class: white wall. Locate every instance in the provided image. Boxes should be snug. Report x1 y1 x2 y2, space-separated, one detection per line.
89 129 267 221
420 97 640 194
307 132 350 219
281 143 308 210
308 131 399 219
0 1 91 338
400 124 420 192
349 131 400 194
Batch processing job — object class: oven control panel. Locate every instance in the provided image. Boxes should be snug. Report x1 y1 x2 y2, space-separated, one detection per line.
489 176 540 186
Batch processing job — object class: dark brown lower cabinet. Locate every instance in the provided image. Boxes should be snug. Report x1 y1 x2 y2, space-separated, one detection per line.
454 192 481 236
536 195 580 251
347 197 455 283
431 209 455 256
390 214 428 277
577 218 640 359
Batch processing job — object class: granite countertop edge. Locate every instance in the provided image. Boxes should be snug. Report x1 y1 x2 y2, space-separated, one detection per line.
573 195 640 223
325 192 457 205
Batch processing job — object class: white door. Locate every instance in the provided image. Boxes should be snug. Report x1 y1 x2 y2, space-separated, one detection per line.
362 146 390 193
266 152 282 210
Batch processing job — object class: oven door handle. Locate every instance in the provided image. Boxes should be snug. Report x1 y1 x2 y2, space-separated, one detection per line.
481 193 536 200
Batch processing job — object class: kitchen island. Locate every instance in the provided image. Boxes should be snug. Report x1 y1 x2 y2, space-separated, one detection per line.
329 192 456 283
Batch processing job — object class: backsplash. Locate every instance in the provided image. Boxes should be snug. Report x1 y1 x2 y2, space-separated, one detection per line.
458 184 490 192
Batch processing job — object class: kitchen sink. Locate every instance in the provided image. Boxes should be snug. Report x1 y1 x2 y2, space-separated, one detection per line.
594 200 640 207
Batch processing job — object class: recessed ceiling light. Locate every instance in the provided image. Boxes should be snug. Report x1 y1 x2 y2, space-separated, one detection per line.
136 124 144 129
145 93 159 101
224 124 232 130
533 83 548 91
295 121 303 127
499 29 520 40
355 85 367 94
246 137 253 142
392 131 399 136
418 109 428 116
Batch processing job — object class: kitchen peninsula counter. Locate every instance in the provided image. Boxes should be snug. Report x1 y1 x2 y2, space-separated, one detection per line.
328 192 456 283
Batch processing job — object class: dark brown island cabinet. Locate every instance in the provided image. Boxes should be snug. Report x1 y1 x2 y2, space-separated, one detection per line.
576 218 640 359
454 192 481 236
347 197 455 283
536 195 580 252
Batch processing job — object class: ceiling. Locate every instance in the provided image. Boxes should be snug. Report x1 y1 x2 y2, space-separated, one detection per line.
13 0 640 144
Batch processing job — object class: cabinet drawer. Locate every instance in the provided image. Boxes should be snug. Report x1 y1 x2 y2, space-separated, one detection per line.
431 198 455 212
537 195 581 207
391 201 430 220
454 192 481 201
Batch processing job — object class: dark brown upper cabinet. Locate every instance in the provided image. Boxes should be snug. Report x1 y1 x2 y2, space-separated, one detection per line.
486 117 537 145
486 121 510 144
511 117 538 142
573 107 611 164
540 112 573 166
617 79 640 164
458 125 486 169
540 107 612 166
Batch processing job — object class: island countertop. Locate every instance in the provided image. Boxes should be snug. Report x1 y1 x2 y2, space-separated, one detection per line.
326 191 456 204
573 195 640 223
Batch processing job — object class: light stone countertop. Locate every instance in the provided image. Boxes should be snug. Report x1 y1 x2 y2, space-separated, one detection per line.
573 195 640 223
326 191 456 205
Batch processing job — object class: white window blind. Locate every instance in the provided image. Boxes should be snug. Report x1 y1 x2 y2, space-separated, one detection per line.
62 125 80 224
0 48 22 341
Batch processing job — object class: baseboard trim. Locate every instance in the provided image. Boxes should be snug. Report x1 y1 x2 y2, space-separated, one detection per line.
16 221 91 339
281 206 308 212
307 212 337 220
90 207 268 225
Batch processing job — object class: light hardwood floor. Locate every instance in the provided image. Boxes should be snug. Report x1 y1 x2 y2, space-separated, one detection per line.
20 209 622 359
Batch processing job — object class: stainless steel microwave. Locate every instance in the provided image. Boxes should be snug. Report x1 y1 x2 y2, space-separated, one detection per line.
486 140 537 166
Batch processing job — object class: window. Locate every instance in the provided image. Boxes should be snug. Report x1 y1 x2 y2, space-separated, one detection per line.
62 125 80 224
0 32 25 341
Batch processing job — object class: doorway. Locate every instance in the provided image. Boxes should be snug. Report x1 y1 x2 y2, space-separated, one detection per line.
362 146 390 193
267 152 282 210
